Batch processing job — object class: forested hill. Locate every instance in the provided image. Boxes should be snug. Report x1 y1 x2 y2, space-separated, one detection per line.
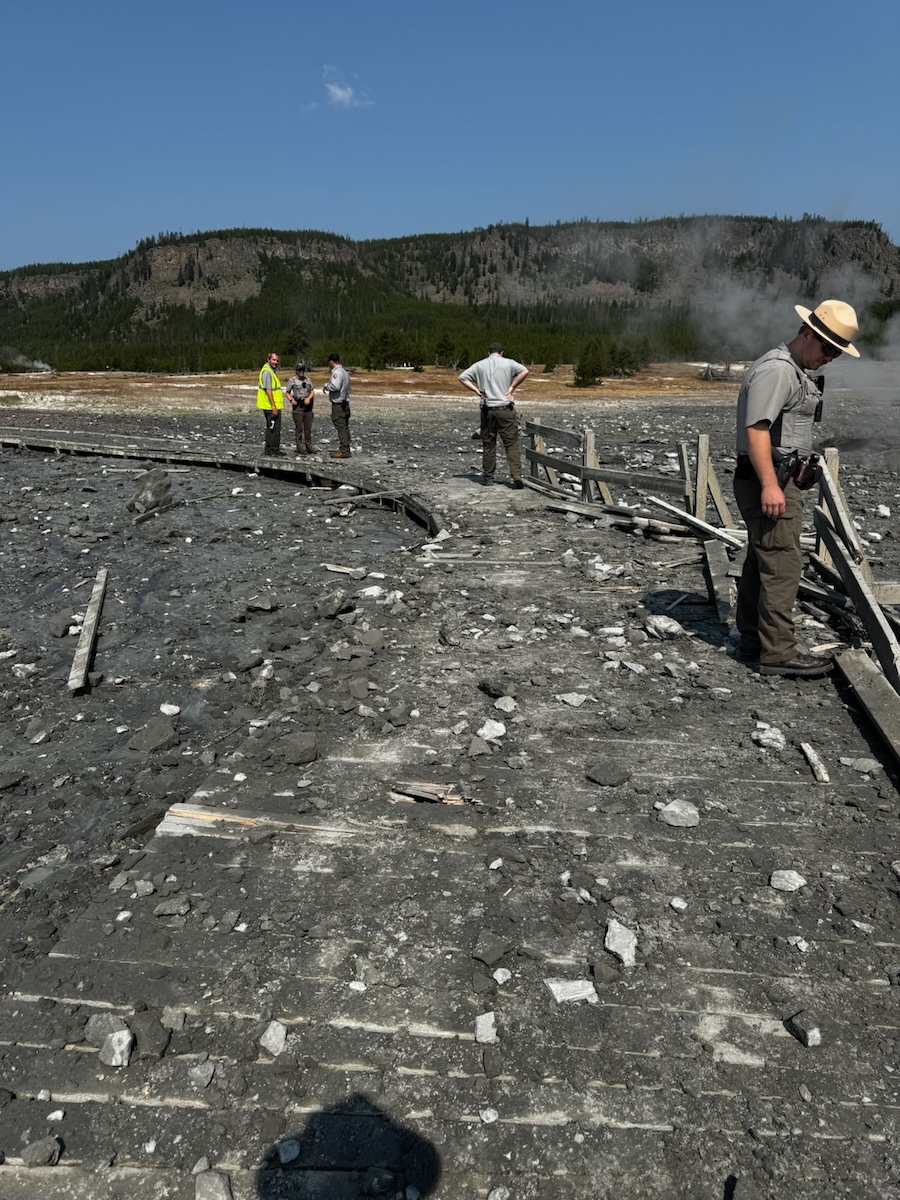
2 215 899 373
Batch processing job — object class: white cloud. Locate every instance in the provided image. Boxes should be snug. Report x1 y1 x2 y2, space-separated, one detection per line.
323 65 372 109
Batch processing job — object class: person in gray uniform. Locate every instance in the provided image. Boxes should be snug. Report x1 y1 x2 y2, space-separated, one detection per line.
322 353 352 458
733 299 859 676
459 341 529 487
284 363 315 456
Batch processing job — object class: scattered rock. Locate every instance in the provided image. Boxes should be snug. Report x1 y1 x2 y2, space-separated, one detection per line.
605 918 637 967
657 799 700 827
586 762 632 787
194 1169 234 1200
543 978 598 1004
99 1028 134 1067
770 870 807 893
475 1012 498 1044
21 1135 61 1167
785 1010 823 1047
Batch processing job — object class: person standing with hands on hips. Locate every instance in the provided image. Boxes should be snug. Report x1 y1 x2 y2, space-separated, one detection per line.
322 353 352 458
284 363 315 456
733 299 859 677
256 352 284 456
458 340 529 488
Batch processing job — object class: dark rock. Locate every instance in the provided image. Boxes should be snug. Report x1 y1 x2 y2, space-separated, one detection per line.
284 732 318 765
473 931 509 967
127 716 180 754
47 611 74 638
22 1136 61 1167
586 762 633 787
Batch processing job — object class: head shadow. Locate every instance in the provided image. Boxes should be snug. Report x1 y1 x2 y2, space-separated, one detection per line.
255 1091 441 1198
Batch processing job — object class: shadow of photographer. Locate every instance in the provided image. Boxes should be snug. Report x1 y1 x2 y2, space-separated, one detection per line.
255 1091 441 1198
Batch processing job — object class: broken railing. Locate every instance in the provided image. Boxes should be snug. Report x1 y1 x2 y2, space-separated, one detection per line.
525 419 900 764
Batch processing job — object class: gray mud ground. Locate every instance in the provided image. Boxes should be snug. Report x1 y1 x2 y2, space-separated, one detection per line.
0 372 899 1199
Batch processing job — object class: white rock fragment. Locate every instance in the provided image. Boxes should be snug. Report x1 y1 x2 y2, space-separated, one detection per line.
488 857 503 870
753 724 787 751
644 614 686 639
477 719 506 741
194 1170 234 1200
159 703 181 716
259 1020 288 1057
670 897 688 912
475 1012 498 1044
99 1029 134 1067
543 979 598 1004
605 918 637 968
493 968 512 985
657 799 700 828
770 870 807 892
493 695 517 714
891 861 900 882
787 935 810 952
48 1109 65 1121
876 504 891 518
554 692 592 707
480 1107 500 1124
839 756 881 775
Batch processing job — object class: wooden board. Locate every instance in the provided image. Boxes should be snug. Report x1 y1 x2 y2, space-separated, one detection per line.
816 515 900 692
836 649 900 765
524 448 687 495
703 539 733 624
67 567 108 693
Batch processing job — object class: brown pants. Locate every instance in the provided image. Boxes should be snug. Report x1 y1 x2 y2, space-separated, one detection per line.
734 474 804 665
292 405 314 452
481 406 521 481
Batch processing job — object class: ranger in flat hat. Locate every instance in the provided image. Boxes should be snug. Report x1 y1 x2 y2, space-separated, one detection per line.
732 298 859 677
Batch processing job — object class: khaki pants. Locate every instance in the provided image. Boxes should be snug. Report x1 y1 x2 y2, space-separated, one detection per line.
481 406 521 481
330 402 351 452
734 474 804 665
292 405 314 452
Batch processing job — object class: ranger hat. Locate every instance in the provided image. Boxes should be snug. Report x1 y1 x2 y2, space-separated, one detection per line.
795 299 860 358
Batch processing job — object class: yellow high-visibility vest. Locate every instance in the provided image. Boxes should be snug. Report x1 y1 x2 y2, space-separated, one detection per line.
257 362 283 410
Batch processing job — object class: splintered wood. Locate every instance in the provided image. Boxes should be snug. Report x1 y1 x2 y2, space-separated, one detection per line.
389 781 466 805
67 567 108 693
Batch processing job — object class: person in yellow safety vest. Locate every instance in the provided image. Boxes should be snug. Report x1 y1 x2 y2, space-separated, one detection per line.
256 352 284 456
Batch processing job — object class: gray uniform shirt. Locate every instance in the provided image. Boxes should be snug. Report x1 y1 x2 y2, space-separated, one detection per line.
285 375 314 406
459 353 527 407
323 364 351 404
736 343 822 456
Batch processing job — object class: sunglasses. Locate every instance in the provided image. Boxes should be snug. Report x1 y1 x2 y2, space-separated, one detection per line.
813 331 842 359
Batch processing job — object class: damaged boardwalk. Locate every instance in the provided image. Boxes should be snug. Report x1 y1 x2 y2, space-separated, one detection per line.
0 410 898 1199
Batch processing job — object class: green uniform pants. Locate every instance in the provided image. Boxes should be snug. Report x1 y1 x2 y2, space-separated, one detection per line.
481 406 521 482
292 405 314 452
734 474 804 665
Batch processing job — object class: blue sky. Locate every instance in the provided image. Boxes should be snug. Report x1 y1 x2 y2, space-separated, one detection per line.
2 0 899 271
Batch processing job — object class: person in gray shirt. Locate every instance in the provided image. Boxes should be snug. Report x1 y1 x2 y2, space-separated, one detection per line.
733 299 859 676
322 353 352 458
459 341 529 487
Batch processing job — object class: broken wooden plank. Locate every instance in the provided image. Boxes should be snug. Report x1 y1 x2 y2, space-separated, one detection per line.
67 567 108 693
644 496 745 549
528 422 561 488
703 539 733 625
815 516 900 692
875 582 900 605
809 551 846 594
815 447 839 569
523 419 582 449
581 428 613 504
524 449 687 495
695 434 710 523
320 489 395 505
677 442 694 515
835 649 900 766
706 458 736 528
799 742 831 783
390 781 465 806
818 459 875 585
